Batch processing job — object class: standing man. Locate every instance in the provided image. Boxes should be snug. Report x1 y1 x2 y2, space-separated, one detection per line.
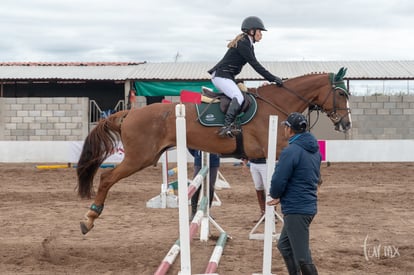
268 112 321 275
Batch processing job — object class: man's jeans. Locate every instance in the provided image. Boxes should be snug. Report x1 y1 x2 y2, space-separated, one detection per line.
277 214 315 267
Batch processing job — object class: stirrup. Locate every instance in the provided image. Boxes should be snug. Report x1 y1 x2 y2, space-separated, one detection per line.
218 125 240 138
218 126 232 137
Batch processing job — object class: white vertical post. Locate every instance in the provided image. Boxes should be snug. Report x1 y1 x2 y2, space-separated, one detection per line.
176 104 191 275
160 152 168 208
263 115 278 275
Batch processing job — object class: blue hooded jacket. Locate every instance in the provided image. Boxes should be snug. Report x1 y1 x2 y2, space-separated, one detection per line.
269 132 321 215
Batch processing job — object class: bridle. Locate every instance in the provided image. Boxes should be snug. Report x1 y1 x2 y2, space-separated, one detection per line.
316 73 351 128
253 72 351 130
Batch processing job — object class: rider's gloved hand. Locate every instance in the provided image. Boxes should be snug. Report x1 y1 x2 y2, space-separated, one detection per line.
274 76 283 87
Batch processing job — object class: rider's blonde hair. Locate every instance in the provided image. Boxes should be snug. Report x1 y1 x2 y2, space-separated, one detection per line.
227 33 246 48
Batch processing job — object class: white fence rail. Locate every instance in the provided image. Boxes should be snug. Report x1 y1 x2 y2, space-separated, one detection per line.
1 140 414 163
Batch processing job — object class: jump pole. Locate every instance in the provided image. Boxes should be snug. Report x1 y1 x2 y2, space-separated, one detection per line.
253 115 278 275
204 232 228 274
36 164 71 169
154 197 208 275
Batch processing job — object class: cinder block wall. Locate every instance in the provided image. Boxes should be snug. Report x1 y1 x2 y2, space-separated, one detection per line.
0 97 89 141
349 95 414 139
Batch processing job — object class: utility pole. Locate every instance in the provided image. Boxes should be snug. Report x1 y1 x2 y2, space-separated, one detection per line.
174 51 181 62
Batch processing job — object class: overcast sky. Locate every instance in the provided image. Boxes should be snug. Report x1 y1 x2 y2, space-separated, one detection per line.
1 0 413 63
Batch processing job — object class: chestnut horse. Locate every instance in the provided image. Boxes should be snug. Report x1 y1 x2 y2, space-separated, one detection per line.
77 68 351 234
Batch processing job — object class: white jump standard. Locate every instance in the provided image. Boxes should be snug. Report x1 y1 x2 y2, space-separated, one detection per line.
155 103 229 275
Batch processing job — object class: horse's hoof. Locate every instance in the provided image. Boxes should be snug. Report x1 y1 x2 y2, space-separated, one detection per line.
80 221 93 235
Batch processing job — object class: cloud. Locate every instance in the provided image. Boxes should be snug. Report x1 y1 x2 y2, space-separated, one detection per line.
0 0 413 62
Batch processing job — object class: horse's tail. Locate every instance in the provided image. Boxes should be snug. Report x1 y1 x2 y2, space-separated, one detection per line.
77 110 128 198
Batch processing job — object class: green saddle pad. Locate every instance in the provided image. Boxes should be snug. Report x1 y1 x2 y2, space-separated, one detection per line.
195 93 257 127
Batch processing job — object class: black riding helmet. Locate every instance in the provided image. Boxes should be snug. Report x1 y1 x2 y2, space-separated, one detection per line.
241 16 267 32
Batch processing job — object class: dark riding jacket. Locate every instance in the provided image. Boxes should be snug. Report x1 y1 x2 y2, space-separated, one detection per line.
208 34 278 82
269 132 321 216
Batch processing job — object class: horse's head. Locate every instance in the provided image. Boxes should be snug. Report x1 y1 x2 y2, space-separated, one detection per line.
253 68 352 133
315 67 352 132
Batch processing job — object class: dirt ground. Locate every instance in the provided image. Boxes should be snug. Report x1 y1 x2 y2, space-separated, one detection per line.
0 162 413 275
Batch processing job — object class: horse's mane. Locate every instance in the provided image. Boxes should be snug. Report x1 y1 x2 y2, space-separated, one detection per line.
283 71 328 83
253 67 346 88
304 71 328 75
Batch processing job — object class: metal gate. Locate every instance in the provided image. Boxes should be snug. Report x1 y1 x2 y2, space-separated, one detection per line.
89 99 125 128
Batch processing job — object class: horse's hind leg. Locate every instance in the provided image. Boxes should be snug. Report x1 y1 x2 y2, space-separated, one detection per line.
80 161 139 234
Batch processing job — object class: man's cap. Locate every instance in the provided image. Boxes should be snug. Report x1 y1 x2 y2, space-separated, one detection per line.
282 112 308 133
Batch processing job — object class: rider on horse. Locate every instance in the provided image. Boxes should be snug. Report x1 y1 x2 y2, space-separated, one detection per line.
208 16 284 137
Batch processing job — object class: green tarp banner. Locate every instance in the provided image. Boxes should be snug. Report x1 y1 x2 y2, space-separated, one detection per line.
134 81 217 96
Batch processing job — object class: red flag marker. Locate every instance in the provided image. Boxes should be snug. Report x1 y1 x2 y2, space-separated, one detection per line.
180 90 201 104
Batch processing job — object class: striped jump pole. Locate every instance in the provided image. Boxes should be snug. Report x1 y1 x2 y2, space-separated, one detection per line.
154 239 181 275
189 197 208 237
204 232 228 274
154 198 208 275
187 166 208 199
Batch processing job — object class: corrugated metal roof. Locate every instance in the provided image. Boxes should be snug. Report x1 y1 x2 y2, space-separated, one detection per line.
128 60 414 80
0 62 142 66
0 62 145 81
131 61 414 80
126 62 213 80
1 61 413 81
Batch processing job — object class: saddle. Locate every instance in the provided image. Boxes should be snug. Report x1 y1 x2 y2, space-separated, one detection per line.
201 85 253 114
195 86 257 127
197 84 257 159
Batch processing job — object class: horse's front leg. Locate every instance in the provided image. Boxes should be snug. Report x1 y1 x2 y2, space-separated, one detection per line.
80 170 117 235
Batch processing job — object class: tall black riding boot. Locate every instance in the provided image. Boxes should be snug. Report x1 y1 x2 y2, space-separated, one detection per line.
300 263 318 275
218 98 241 137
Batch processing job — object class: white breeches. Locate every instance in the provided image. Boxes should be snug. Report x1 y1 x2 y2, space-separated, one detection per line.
211 76 244 105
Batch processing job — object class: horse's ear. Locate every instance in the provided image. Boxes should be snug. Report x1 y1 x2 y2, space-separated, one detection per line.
342 67 348 77
334 67 347 82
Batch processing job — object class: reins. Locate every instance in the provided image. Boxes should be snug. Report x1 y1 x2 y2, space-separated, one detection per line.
250 87 289 116
252 74 351 130
252 84 317 117
253 85 321 130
